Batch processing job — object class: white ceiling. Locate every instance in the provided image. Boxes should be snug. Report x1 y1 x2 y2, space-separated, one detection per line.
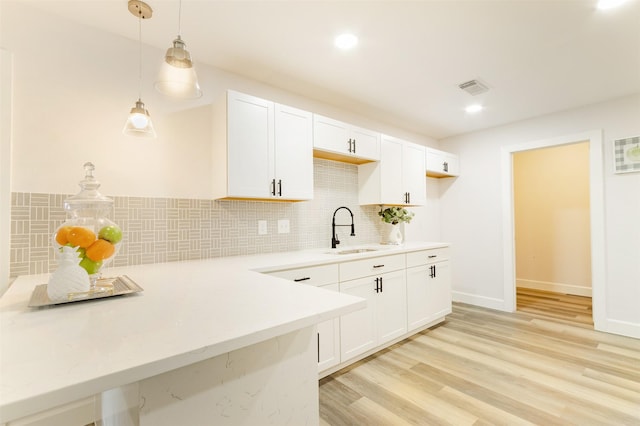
20 0 640 139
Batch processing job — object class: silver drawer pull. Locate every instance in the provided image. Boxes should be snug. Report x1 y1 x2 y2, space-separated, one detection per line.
294 277 311 282
428 255 437 258
373 264 385 268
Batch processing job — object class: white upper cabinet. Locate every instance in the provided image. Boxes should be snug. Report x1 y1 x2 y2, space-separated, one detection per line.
274 103 314 200
358 135 427 206
313 114 380 164
403 141 428 204
425 147 460 177
225 91 273 199
213 91 313 201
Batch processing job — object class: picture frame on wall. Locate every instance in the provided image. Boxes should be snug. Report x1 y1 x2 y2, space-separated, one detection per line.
613 135 640 174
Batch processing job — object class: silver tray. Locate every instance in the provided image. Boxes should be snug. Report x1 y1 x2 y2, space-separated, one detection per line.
28 275 143 307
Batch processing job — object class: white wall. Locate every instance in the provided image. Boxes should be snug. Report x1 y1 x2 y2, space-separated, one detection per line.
514 142 592 296
440 94 640 338
0 2 437 199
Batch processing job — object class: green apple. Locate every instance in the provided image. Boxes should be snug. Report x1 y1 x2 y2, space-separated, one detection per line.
98 225 123 244
79 257 103 275
75 246 86 259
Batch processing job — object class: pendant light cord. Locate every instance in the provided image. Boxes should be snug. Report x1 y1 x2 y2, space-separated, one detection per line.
138 13 142 100
177 0 182 36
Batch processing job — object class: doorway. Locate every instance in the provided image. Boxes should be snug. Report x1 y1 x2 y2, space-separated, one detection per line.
501 130 606 332
513 142 593 325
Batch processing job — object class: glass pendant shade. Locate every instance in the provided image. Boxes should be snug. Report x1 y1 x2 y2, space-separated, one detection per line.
165 36 192 68
123 99 156 138
155 59 202 99
154 0 203 99
124 1 156 138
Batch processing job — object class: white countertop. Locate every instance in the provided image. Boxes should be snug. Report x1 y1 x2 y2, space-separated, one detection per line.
0 241 446 422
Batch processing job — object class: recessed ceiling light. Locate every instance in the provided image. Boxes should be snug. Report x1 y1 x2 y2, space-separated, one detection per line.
465 104 484 114
597 0 627 9
335 33 358 50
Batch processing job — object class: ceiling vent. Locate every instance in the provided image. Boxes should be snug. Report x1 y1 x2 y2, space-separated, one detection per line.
458 79 489 96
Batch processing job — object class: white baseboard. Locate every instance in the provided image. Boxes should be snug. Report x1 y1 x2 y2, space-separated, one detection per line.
516 279 592 297
452 291 508 311
600 318 640 339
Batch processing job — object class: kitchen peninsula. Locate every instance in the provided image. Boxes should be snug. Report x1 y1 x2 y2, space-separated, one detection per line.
0 242 448 425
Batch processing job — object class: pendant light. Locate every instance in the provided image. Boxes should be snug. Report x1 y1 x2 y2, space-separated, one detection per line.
154 0 203 99
123 0 157 138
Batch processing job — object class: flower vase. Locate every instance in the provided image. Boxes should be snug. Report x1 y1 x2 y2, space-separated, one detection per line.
381 223 403 245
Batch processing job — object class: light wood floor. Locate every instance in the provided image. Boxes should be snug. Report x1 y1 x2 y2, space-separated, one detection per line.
319 291 640 425
516 288 594 328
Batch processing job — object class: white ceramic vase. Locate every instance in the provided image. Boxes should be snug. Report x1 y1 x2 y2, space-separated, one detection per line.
381 222 403 245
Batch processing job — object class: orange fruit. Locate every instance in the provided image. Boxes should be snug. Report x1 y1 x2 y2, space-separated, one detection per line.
86 239 115 261
55 226 72 245
67 227 96 248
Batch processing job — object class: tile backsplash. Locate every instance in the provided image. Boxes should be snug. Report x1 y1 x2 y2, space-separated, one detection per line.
10 159 383 278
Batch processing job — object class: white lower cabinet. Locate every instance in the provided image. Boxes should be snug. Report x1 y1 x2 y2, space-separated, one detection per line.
338 254 407 362
406 248 452 331
264 246 451 375
317 282 341 371
339 270 407 362
338 276 377 360
373 269 408 343
267 264 340 372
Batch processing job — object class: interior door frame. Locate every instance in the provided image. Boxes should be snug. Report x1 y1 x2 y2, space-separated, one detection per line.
501 130 605 331
0 49 13 296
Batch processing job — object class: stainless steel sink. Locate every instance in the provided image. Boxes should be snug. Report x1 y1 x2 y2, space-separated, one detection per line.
335 248 379 255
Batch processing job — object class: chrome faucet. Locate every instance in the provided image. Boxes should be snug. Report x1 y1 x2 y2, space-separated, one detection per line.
331 206 355 249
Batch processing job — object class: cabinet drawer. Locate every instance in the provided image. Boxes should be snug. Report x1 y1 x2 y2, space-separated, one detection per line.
406 247 449 268
268 264 339 287
340 254 405 282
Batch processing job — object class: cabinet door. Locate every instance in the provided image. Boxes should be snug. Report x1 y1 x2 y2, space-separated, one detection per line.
339 276 377 362
403 142 427 206
358 136 425 206
426 147 459 178
406 264 430 331
379 136 404 204
313 114 351 155
442 152 460 176
407 261 452 331
350 125 380 161
227 91 274 198
313 114 380 162
274 104 313 200
376 269 407 344
427 261 452 320
318 283 341 371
